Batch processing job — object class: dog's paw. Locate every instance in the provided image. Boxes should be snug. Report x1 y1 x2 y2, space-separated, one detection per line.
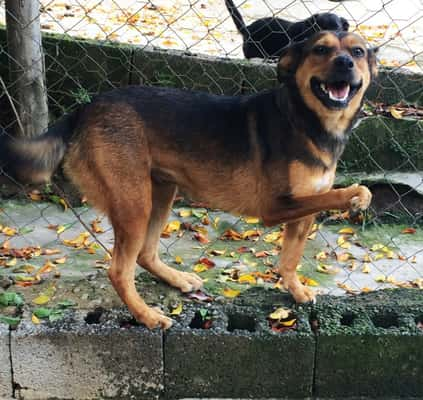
137 307 173 330
347 184 372 211
282 275 316 304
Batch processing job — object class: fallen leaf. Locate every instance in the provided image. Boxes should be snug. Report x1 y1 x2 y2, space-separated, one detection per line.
222 287 241 298
263 231 282 243
199 257 215 267
338 227 355 235
238 274 256 284
53 257 67 264
221 229 242 241
161 220 181 237
269 307 290 320
389 107 403 119
187 290 213 302
375 274 386 283
337 235 351 249
244 216 259 224
315 251 328 261
31 314 41 324
298 275 319 286
2 226 17 236
316 263 340 274
241 229 262 240
32 294 51 305
361 263 371 273
170 303 183 316
193 263 209 273
174 256 183 265
179 209 192 218
401 227 416 234
193 232 210 244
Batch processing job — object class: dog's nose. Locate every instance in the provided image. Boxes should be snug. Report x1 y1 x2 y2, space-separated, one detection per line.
334 55 354 70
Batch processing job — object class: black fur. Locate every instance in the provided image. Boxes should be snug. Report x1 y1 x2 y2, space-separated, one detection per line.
225 0 349 59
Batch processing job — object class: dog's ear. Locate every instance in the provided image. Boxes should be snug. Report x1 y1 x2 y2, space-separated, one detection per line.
367 46 379 78
341 17 349 32
277 41 305 83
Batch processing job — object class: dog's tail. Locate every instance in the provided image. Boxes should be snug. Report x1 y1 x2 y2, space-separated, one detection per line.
225 0 248 38
0 112 78 183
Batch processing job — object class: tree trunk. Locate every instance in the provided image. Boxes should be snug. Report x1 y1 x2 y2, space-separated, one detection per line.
5 0 48 137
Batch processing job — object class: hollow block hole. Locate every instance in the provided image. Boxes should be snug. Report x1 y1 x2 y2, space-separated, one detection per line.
189 311 213 329
372 313 399 328
84 307 104 324
227 313 256 332
340 312 355 326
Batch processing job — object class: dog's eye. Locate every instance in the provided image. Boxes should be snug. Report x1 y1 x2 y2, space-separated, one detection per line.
351 47 365 58
313 45 330 56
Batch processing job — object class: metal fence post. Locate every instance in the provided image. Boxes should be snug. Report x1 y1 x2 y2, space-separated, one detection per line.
5 0 48 137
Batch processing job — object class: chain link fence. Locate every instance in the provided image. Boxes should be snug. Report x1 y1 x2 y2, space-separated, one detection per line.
0 0 422 314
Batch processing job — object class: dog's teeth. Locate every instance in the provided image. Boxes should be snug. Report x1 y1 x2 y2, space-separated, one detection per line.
320 83 328 93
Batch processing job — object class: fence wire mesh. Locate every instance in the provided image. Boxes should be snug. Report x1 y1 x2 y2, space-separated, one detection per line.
0 0 422 316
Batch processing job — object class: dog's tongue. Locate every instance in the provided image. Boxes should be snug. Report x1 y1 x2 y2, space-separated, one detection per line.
327 83 349 100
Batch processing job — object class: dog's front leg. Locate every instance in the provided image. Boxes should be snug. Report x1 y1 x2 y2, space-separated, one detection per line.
277 215 316 303
263 183 371 226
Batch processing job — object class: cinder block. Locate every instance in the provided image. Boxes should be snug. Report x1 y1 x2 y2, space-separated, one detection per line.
11 310 163 400
0 324 13 399
164 304 314 399
314 290 423 398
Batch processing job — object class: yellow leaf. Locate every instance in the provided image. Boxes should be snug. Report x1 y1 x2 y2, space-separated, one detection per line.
238 274 257 284
280 318 297 327
374 253 385 261
298 275 319 286
370 243 385 251
5 258 17 267
31 314 41 324
375 274 386 283
2 226 17 236
269 307 290 320
263 231 281 243
315 251 328 261
170 303 183 316
361 263 371 273
174 256 183 265
222 287 241 298
53 257 67 264
337 235 351 249
361 287 373 293
338 227 355 235
162 220 181 235
241 229 261 240
59 198 68 211
179 209 192 218
363 253 372 262
337 252 353 262
244 216 259 224
33 294 51 305
316 263 340 274
56 225 66 234
193 263 209 273
389 107 403 119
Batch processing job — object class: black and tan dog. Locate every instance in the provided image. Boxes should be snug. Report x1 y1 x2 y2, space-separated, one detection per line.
225 0 349 59
1 31 377 329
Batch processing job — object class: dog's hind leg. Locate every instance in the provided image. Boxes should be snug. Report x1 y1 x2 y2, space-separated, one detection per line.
107 187 173 330
137 181 203 292
277 215 316 303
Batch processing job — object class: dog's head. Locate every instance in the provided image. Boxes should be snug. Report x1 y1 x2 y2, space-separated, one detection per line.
313 13 349 32
278 31 378 133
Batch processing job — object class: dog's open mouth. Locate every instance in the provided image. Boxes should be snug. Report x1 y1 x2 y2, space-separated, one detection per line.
311 77 362 109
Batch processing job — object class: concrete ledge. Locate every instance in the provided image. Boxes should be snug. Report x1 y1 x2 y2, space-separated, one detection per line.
164 303 314 399
0 323 12 399
11 310 163 400
312 290 423 399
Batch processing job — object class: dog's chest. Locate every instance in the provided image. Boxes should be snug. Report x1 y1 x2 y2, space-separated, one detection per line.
288 161 335 196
